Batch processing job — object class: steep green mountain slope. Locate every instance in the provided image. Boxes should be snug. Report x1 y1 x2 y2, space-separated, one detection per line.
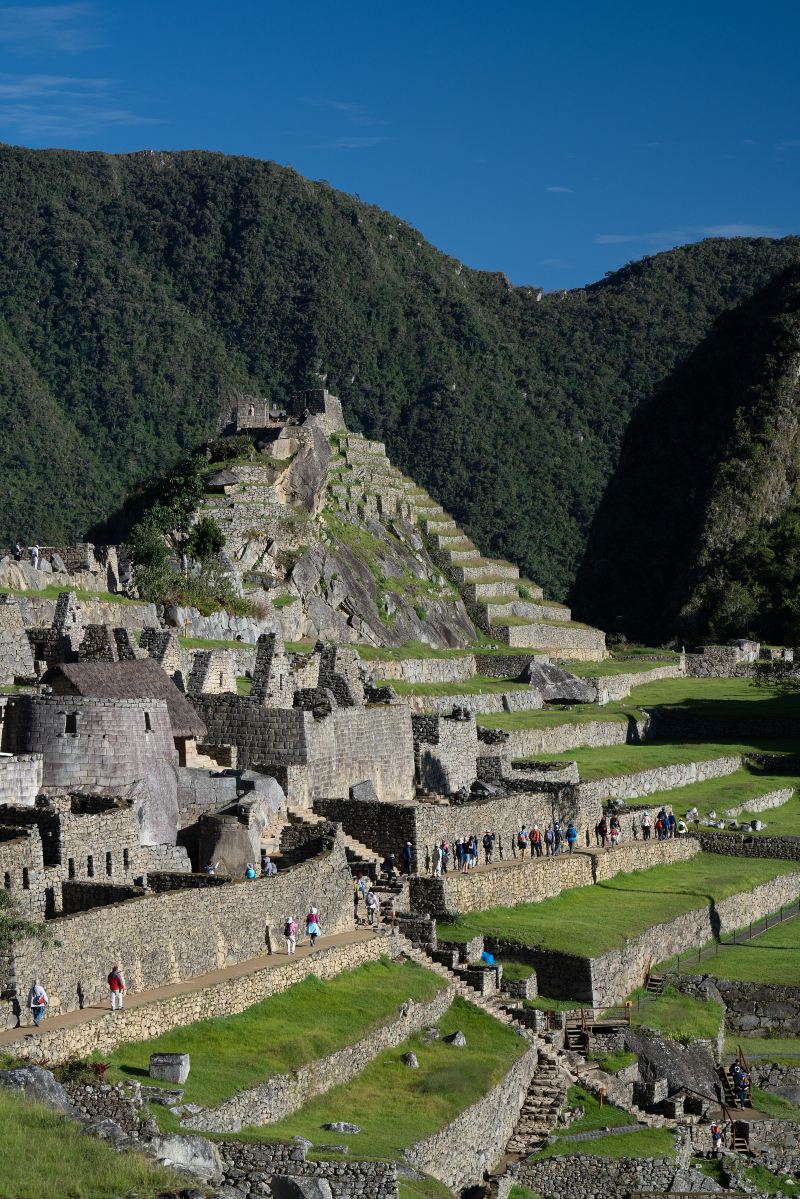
0 143 798 598
572 265 800 644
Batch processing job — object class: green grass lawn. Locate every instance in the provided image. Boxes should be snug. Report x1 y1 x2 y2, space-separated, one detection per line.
509 1187 543 1199
556 1085 632 1134
685 914 800 985
751 1087 800 1120
106 958 444 1107
436 854 798 957
398 1177 455 1199
230 998 524 1160
725 1036 800 1064
514 740 745 780
567 658 679 678
532 1127 675 1160
589 1050 638 1074
629 986 723 1043
739 1164 800 1196
499 960 536 981
236 675 252 695
636 760 798 821
0 1091 183 1199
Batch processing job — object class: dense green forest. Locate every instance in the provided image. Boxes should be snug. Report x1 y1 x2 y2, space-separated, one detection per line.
573 265 800 644
1 143 799 600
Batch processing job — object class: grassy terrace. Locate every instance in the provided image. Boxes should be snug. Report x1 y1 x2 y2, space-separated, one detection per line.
107 959 444 1108
630 759 799 821
528 1085 674 1161
676 913 800 985
230 997 525 1159
436 854 799 957
0 1091 181 1199
385 675 529 696
179 634 256 650
0 583 140 605
514 740 749 779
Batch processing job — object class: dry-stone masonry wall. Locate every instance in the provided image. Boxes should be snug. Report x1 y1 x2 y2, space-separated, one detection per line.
690 831 800 861
575 753 742 805
378 656 476 684
183 983 454 1131
3 924 395 1059
0 598 35 683
4 839 352 1024
478 714 649 759
588 662 684 704
517 1155 682 1199
217 1141 398 1199
724 788 793 817
412 713 477 793
708 977 800 1035
403 1043 538 1193
0 753 42 805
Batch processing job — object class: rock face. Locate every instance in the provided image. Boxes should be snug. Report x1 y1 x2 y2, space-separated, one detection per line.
522 660 595 704
0 1066 74 1114
149 1053 190 1084
270 1179 334 1199
147 1132 222 1182
624 1029 720 1103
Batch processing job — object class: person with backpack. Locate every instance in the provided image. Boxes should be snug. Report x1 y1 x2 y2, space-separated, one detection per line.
483 830 495 865
544 824 554 856
598 816 608 848
284 915 298 954
107 965 126 1011
676 817 688 836
668 812 677 838
366 889 379 927
306 907 322 948
517 826 529 859
710 1119 724 1154
531 824 543 858
609 815 621 848
28 978 48 1026
402 841 413 875
631 814 639 840
433 843 443 877
641 810 652 841
566 822 578 853
469 834 478 868
553 820 563 855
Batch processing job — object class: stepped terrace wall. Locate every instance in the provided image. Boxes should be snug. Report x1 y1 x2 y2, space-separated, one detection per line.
378 656 477 684
405 690 543 715
587 870 800 1007
403 1042 538 1193
477 714 649 759
517 1155 680 1199
575 753 742 804
589 662 684 704
0 752 42 805
3 929 396 1062
3 838 352 1026
682 976 800 1036
315 786 602 872
183 983 454 1132
416 838 698 916
691 831 800 861
504 622 606 659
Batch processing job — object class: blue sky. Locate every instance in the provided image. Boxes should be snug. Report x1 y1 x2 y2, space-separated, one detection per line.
0 0 797 288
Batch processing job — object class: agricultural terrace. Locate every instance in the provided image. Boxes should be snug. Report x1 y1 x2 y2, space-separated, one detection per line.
228 998 524 1159
670 911 800 986
436 854 799 957
106 958 445 1109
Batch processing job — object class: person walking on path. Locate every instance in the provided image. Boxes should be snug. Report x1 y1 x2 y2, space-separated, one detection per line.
517 826 529 860
482 830 495 865
108 965 126 1011
284 915 298 955
531 824 543 858
641 811 652 841
30 544 39 570
668 812 677 838
631 814 639 840
425 845 431 874
544 824 554 856
598 816 608 848
609 815 621 848
402 841 413 875
433 843 442 878
566 822 578 853
366 889 379 927
306 907 322 949
553 820 563 855
677 817 687 836
12 541 21 562
28 978 48 1026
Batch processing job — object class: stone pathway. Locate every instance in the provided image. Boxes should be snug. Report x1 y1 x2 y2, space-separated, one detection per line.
0 927 382 1049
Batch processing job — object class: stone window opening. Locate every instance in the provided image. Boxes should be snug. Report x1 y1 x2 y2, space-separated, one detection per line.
64 712 78 735
123 848 129 871
22 867 29 890
87 854 94 878
67 858 75 880
105 852 112 877
144 710 152 733
3 871 9 889
219 672 224 688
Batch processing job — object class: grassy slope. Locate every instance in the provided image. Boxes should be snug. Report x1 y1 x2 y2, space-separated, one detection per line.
0 1091 182 1199
436 853 798 956
629 986 723 1042
689 914 800 984
528 1085 674 1161
231 998 524 1159
107 958 444 1107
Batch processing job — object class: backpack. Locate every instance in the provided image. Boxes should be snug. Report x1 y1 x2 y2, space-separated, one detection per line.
284 920 295 937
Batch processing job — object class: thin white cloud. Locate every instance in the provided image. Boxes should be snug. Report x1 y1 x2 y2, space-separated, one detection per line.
0 72 108 98
777 139 800 150
0 101 161 136
595 223 778 246
545 185 573 194
312 135 388 150
0 3 99 53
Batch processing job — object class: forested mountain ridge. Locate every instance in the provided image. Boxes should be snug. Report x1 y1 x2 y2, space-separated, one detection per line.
572 264 800 644
1 142 799 600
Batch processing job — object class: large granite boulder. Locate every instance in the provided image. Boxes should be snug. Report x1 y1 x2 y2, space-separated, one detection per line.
624 1029 720 1103
146 1133 222 1182
0 1066 74 1115
521 661 595 704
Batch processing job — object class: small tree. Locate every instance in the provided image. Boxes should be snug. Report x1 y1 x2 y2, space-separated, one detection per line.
186 516 226 564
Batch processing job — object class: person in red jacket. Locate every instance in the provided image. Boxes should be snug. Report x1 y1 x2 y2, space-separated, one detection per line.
107 964 126 1011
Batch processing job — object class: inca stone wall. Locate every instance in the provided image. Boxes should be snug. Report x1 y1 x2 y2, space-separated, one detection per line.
3 930 397 1058
403 1043 538 1193
724 787 793 817
4 839 353 1024
0 753 42 805
588 662 684 704
405 689 542 715
187 649 236 694
183 983 454 1132
588 871 800 1007
412 712 477 793
517 1154 681 1199
0 826 47 917
503 622 606 659
413 853 592 916
378 656 477 684
687 975 800 1035
690 831 800 861
0 598 35 683
575 753 742 805
218 1141 398 1199
477 714 649 759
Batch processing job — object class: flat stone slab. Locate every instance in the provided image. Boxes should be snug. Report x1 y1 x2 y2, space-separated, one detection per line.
149 1052 190 1084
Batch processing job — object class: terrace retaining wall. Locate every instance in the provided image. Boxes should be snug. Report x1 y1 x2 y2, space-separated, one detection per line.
690 831 800 861
182 982 455 1131
588 662 684 704
403 1042 538 1193
218 1141 398 1198
479 715 650 760
575 754 742 805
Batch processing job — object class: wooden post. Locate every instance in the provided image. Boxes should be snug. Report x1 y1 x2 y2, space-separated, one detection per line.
599 1086 604 1108
626 1000 632 1026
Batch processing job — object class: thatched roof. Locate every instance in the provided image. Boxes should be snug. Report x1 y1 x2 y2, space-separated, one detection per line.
45 660 207 740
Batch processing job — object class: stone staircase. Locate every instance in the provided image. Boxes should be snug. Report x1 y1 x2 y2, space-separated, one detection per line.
505 1050 569 1157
